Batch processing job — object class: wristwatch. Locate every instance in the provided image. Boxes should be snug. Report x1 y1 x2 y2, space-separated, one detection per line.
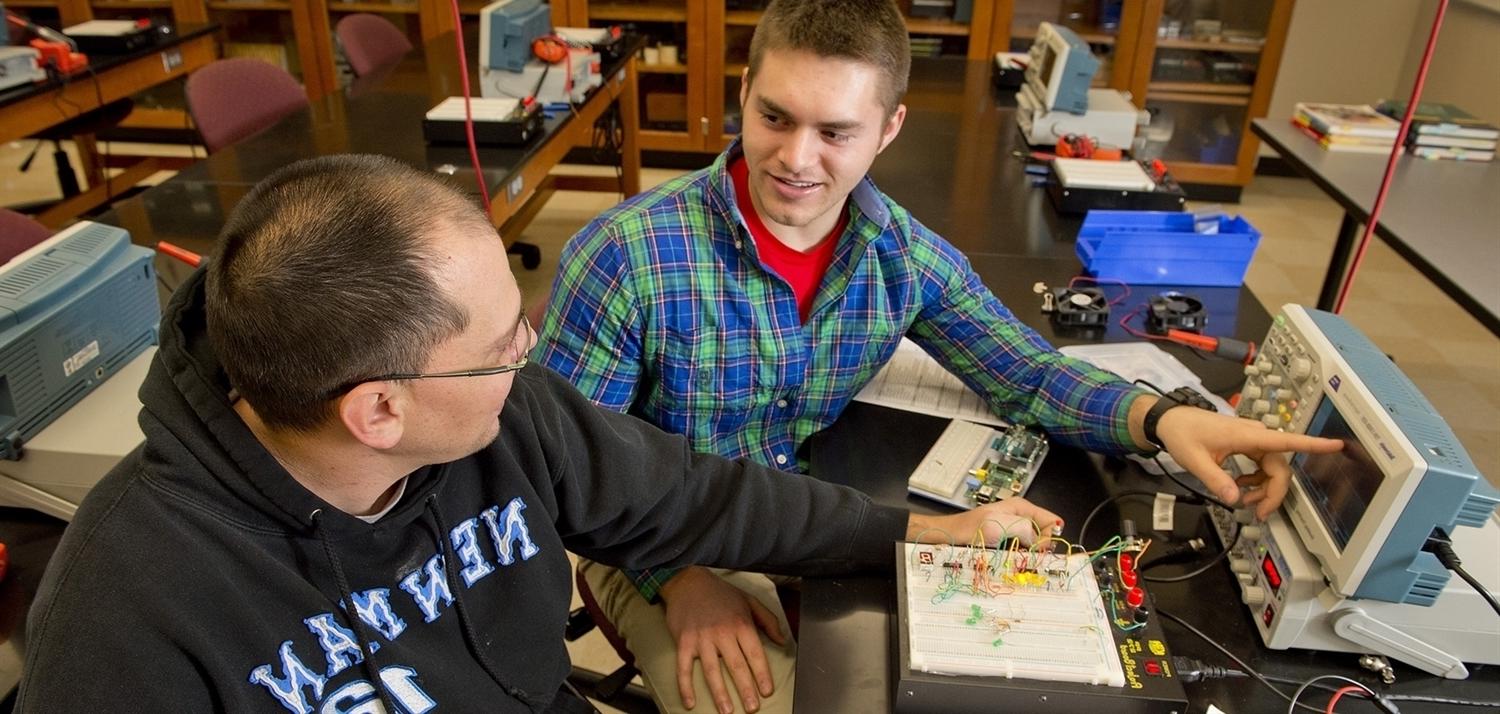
1141 386 1215 451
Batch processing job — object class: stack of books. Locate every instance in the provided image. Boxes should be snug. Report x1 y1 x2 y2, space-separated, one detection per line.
1375 100 1497 162
1291 103 1400 154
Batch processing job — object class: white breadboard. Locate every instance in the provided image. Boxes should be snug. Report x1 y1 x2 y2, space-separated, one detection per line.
900 543 1126 686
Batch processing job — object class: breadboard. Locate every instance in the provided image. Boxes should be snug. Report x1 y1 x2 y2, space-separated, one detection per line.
1052 158 1157 191
900 543 1125 686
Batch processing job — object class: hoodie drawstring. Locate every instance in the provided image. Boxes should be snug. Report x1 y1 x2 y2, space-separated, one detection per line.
423 494 552 711
310 509 403 714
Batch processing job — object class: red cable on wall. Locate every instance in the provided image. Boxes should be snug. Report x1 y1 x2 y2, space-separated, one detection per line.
1332 0 1448 314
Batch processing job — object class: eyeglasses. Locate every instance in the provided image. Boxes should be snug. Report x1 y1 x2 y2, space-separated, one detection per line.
328 316 534 397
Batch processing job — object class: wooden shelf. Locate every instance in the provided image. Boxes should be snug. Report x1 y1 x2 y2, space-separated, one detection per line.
327 1 419 13
905 17 970 37
729 10 970 37
724 62 745 78
1156 160 1240 184
6 0 57 7
588 2 687 23
725 9 760 26
120 106 191 130
1148 91 1250 106
93 0 172 8
639 128 694 151
640 63 688 74
1155 37 1264 53
207 0 291 10
1012 24 1117 45
1148 81 1252 95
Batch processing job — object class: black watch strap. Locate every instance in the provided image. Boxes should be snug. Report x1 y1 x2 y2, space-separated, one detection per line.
1142 386 1215 450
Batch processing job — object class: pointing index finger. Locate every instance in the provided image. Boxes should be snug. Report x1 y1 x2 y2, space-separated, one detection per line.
1248 430 1343 455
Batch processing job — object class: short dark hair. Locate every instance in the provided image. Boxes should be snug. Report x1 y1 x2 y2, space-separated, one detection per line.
206 154 487 432
747 0 911 116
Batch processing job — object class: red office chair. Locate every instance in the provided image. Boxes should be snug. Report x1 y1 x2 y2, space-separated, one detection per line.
185 58 308 154
0 208 52 264
335 13 413 78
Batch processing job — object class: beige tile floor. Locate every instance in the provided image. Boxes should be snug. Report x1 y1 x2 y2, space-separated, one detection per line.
4 144 1498 712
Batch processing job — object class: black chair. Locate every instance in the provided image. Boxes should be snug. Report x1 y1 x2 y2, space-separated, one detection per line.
565 563 658 713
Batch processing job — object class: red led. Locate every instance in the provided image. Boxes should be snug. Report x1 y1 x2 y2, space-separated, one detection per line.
1121 568 1138 588
1126 587 1144 608
1144 660 1162 676
1261 555 1283 592
1120 553 1136 572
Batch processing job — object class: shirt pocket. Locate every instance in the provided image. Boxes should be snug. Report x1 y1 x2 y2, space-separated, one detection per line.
651 316 759 442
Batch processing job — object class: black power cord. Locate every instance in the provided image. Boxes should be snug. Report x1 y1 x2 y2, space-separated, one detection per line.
1076 489 1157 549
1425 527 1500 619
1162 609 1500 711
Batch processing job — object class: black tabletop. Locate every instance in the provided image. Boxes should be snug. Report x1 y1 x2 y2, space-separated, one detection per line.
794 256 1500 712
871 59 1084 261
1251 118 1500 336
0 22 219 110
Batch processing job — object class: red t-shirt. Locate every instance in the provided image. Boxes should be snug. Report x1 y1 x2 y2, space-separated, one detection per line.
729 156 847 322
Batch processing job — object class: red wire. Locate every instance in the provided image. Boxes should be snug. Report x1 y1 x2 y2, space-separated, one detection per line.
1068 276 1132 305
1325 685 1370 713
1332 0 1447 314
1118 304 1169 342
447 0 492 213
156 241 202 267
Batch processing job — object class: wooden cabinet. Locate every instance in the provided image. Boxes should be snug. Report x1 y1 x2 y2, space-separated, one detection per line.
552 0 1009 153
1118 0 1294 192
545 0 1291 197
8 0 1289 194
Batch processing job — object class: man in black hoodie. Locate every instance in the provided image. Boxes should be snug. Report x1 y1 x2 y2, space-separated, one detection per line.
16 154 1061 713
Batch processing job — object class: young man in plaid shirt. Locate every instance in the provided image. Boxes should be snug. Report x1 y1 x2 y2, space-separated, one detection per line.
537 2 1339 712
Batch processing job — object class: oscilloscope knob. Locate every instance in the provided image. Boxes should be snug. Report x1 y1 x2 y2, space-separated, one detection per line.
1290 357 1313 380
1241 525 1264 541
1230 558 1253 574
1242 586 1267 606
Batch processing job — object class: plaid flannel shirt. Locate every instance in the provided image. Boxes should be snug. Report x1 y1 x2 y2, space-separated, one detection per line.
537 143 1148 601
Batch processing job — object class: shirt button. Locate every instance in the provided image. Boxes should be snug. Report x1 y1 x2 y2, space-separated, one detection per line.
775 399 789 408
775 454 788 465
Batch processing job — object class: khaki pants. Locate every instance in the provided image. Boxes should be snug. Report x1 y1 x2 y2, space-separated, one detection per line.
579 559 798 714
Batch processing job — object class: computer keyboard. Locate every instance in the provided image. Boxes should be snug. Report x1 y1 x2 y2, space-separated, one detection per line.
908 420 1049 510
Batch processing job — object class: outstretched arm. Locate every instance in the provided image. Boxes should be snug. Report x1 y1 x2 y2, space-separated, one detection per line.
1137 396 1344 519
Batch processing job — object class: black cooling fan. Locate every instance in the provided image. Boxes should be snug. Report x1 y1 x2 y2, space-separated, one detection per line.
1052 287 1111 326
1147 292 1206 334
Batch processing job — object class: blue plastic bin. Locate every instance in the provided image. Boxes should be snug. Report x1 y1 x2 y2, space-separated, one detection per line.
1075 210 1261 286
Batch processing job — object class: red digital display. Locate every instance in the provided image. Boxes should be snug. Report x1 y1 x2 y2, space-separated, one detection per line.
1261 554 1283 592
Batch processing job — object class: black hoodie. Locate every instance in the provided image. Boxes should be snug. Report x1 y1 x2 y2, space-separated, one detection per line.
17 270 908 713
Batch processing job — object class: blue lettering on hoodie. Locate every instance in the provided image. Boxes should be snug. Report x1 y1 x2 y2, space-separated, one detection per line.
481 497 540 566
450 517 496 587
249 499 540 713
350 588 407 643
398 555 454 624
249 640 328 714
304 614 364 676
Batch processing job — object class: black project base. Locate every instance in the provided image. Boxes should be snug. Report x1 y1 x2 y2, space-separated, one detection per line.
892 544 1188 714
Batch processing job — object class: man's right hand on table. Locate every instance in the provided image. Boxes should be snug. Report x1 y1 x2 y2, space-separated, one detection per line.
660 566 788 714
